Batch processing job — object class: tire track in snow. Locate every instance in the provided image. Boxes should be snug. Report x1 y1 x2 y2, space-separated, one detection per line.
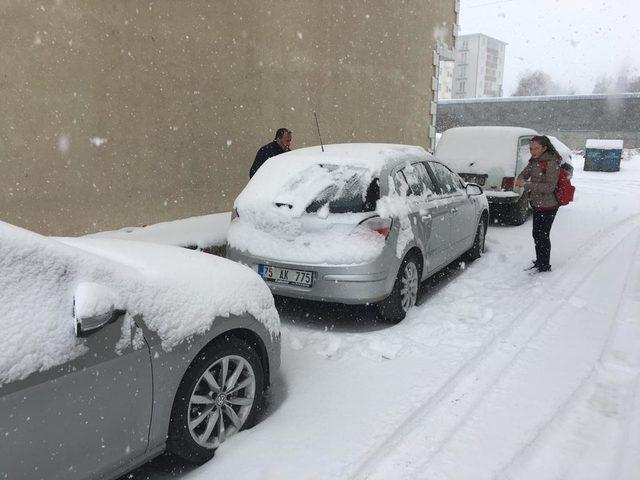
349 215 640 480
498 229 640 480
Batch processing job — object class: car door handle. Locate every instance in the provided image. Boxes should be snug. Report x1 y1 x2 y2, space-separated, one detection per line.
421 214 432 220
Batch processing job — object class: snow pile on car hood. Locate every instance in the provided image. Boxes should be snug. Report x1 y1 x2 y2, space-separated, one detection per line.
0 221 279 385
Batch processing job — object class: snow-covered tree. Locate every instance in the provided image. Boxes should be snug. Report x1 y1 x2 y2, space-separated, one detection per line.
511 70 572 97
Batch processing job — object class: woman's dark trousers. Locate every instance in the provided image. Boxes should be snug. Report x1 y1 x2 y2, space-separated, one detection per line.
532 208 558 269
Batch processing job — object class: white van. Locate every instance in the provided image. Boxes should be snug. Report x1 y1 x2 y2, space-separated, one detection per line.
435 126 573 225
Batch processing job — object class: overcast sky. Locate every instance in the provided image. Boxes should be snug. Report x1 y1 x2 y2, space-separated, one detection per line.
459 0 640 95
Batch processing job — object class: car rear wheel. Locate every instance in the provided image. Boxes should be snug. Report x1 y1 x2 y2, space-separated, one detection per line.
377 254 420 323
167 336 265 464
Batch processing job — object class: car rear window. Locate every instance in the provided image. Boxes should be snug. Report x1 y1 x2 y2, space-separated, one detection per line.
305 165 379 214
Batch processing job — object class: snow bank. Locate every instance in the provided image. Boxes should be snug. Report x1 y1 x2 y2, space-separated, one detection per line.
586 139 624 150
87 212 231 249
0 221 279 386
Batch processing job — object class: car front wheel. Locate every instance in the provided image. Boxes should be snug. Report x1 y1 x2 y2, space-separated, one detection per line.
167 336 265 464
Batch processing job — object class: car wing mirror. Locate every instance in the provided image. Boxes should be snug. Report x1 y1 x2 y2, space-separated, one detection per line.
466 183 483 196
73 282 124 337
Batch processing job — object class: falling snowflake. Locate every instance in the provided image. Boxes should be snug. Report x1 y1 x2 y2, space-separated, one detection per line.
90 137 107 147
57 135 70 153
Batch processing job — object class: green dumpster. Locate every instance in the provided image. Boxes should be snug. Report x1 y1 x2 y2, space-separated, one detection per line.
584 139 623 172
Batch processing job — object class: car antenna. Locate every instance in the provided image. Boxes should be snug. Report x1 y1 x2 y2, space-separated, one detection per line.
313 111 324 152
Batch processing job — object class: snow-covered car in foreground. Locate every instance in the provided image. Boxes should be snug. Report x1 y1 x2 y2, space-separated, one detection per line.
435 126 574 225
227 143 489 323
0 221 280 480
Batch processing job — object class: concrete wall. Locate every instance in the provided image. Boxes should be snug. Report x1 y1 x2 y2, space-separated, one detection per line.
1 0 456 235
437 93 640 149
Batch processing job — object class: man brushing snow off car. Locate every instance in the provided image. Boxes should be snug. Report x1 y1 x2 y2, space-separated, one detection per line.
249 127 292 178
516 135 563 273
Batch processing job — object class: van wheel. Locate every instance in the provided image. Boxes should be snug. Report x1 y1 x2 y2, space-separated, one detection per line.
167 336 265 464
377 255 420 324
508 193 530 225
462 218 486 262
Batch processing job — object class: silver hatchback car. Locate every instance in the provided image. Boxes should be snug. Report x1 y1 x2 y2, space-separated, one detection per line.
227 143 489 322
0 221 280 480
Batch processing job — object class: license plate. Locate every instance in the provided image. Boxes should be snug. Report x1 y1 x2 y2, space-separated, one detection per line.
258 265 314 288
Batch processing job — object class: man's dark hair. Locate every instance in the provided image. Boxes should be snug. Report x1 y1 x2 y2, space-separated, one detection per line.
274 128 291 140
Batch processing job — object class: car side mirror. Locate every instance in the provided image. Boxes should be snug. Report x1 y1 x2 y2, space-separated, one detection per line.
73 282 124 337
466 183 483 196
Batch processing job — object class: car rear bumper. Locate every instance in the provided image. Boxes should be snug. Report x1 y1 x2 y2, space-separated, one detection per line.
485 191 521 205
226 247 396 305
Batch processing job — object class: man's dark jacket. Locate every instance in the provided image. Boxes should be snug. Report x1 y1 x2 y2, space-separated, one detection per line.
249 141 287 178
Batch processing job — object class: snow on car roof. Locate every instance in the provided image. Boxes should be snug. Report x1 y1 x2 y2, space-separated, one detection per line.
586 139 624 150
547 135 573 165
0 221 279 386
236 143 428 216
260 143 427 171
435 126 537 174
438 126 538 137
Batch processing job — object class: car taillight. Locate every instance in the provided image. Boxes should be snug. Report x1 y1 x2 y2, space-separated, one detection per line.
501 177 515 191
358 216 392 239
231 207 239 221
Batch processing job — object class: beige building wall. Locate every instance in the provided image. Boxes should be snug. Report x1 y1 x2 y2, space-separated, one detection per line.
0 1 456 236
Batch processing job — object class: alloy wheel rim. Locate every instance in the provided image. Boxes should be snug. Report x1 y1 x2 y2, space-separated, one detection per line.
400 262 419 312
187 355 256 449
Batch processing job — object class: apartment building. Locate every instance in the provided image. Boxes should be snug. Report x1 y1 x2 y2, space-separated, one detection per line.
453 33 506 99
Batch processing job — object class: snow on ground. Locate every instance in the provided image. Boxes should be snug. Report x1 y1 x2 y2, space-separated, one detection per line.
87 212 231 250
129 152 640 480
